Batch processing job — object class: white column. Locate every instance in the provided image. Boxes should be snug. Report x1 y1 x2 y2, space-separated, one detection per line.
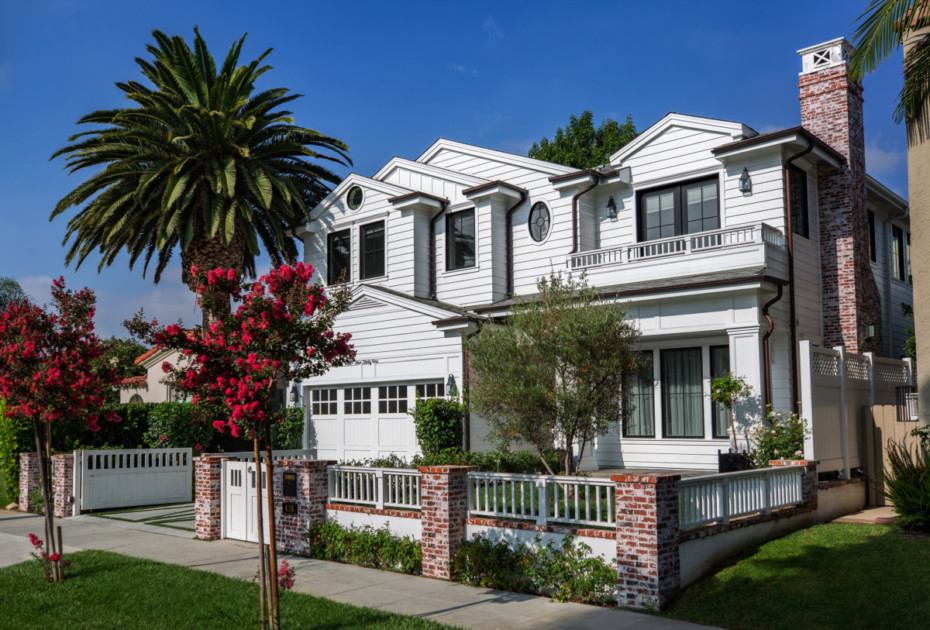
727 326 765 451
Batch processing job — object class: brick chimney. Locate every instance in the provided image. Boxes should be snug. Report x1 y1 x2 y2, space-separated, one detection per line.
798 38 882 354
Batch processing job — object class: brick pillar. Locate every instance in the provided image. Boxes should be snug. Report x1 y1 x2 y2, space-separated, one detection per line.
272 459 333 554
418 465 474 579
613 473 681 610
194 455 235 540
770 460 819 509
798 38 882 354
18 452 41 512
51 454 74 518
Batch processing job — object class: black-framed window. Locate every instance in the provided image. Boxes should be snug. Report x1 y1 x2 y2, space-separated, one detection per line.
893 226 906 282
446 209 476 270
311 389 338 416
360 221 385 279
415 382 446 399
661 348 704 438
327 229 351 284
378 385 408 414
623 352 655 438
528 202 550 242
637 177 718 242
788 165 809 239
867 210 877 262
710 346 731 439
344 387 371 414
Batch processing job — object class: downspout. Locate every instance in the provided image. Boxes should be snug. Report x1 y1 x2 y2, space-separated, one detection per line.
761 282 785 407
784 139 813 415
428 200 449 300
505 190 528 297
569 179 599 255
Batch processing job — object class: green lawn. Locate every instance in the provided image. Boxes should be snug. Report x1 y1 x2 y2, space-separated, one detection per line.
0 550 460 630
665 523 930 630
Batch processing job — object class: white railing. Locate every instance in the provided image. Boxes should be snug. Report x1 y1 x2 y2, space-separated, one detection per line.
569 222 783 270
211 448 316 462
468 472 615 528
678 466 804 529
327 465 422 510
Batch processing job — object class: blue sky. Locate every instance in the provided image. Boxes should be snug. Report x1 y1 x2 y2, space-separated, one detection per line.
0 0 908 337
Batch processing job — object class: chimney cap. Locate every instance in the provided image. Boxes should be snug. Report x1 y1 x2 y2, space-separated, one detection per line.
797 37 855 75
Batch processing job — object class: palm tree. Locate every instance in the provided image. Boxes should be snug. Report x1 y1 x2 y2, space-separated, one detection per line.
51 28 350 323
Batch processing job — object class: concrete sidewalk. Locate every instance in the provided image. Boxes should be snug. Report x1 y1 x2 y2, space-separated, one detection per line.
0 509 716 630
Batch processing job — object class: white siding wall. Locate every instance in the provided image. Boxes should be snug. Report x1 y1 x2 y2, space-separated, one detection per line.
382 167 469 205
619 125 730 183
794 163 824 345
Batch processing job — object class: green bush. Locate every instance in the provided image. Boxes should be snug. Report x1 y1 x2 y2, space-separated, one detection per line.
143 403 214 451
450 534 616 605
410 397 464 454
0 399 32 504
881 438 930 531
341 448 561 474
748 409 808 468
270 407 304 450
305 521 421 574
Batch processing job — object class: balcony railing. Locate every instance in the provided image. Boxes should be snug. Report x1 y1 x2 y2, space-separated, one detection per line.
569 223 785 271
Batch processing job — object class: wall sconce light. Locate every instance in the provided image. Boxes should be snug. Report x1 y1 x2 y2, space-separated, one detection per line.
289 383 301 407
446 374 458 397
739 167 752 194
606 196 618 219
865 324 876 339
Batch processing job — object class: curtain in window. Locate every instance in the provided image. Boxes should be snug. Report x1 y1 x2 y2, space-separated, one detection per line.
624 353 655 437
662 348 703 438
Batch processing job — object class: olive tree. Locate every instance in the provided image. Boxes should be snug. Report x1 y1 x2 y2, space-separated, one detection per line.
466 273 642 474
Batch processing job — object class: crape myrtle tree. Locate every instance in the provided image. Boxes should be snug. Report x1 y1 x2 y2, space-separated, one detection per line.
466 273 642 475
130 262 353 630
0 279 118 582
51 28 351 327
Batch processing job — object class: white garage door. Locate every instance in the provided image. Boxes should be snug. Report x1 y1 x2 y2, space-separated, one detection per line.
309 382 446 463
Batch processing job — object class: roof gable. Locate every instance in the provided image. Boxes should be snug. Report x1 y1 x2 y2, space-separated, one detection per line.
373 157 488 188
310 174 412 221
416 138 576 176
610 113 756 164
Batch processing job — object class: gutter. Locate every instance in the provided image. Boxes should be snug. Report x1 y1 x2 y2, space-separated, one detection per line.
761 282 785 407
505 190 528 296
784 138 813 415
428 200 449 300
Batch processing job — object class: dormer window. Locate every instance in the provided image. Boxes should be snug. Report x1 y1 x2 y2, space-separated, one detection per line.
327 229 351 284
446 209 476 270
360 220 385 279
637 176 718 242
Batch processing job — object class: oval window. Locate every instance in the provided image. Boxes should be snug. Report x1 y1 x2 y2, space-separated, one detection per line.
347 186 364 210
528 202 550 242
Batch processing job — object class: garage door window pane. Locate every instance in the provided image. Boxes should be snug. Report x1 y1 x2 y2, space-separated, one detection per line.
379 385 408 414
415 383 446 399
344 387 371 414
311 388 338 415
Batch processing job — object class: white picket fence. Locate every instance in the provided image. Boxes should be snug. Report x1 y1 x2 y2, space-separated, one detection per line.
327 465 422 510
76 448 192 512
468 472 616 528
678 466 804 529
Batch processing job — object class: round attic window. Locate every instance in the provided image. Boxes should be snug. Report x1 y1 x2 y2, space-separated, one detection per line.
528 202 550 242
347 186 364 210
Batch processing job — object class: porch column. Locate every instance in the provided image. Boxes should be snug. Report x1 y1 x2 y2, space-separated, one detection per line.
613 472 681 610
51 453 74 518
728 325 765 447
419 465 474 579
194 455 235 540
272 459 333 554
18 452 40 512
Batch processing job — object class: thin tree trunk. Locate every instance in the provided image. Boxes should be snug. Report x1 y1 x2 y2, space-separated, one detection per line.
263 426 280 630
32 419 59 582
253 438 268 629
729 408 738 452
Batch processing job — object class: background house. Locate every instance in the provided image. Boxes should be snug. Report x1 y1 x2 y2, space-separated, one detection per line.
296 37 913 471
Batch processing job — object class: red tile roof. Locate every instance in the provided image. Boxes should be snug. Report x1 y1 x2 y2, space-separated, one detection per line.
120 375 148 388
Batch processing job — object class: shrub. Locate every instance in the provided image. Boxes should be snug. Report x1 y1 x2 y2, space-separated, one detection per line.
881 438 930 532
451 534 616 605
305 521 421 574
748 409 808 468
0 400 32 504
410 398 464 454
270 406 304 450
143 403 213 450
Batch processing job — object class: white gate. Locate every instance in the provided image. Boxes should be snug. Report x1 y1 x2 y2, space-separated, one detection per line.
75 448 192 512
222 460 270 543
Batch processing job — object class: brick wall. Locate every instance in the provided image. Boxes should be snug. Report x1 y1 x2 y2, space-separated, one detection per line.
419 465 474 579
18 452 40 512
194 455 234 540
272 459 333 554
800 62 883 354
51 453 74 518
613 473 681 609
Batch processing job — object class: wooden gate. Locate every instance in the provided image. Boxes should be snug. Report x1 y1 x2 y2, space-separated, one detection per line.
222 460 270 542
75 448 192 511
861 403 922 506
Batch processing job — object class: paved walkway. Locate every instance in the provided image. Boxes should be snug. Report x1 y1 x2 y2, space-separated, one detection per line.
0 509 716 630
832 505 898 525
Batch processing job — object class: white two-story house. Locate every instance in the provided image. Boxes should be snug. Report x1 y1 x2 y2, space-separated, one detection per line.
296 37 912 470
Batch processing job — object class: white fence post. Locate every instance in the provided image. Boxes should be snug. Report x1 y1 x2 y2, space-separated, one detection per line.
798 340 816 460
375 468 385 510
536 478 549 527
72 449 82 516
834 346 850 480
718 478 730 525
